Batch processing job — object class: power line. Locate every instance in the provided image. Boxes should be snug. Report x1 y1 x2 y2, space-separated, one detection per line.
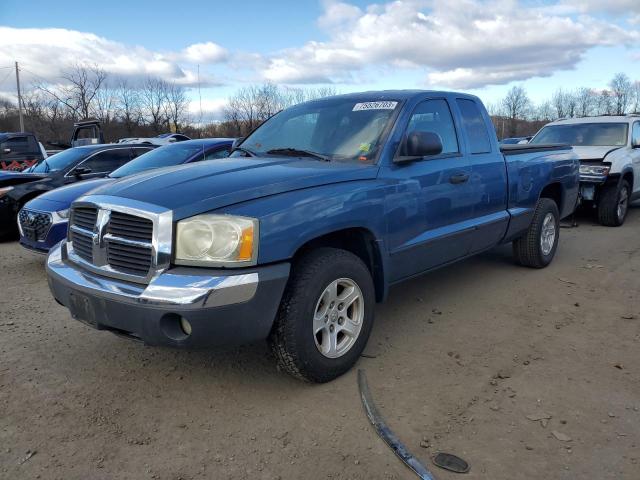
0 69 13 87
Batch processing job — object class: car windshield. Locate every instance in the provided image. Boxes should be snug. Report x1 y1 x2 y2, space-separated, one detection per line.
27 148 89 173
109 143 204 178
232 98 401 162
530 123 628 147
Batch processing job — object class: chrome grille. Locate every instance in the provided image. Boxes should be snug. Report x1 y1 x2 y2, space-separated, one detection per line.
71 207 98 230
107 242 153 276
68 204 157 280
70 229 93 262
19 209 52 241
107 211 153 242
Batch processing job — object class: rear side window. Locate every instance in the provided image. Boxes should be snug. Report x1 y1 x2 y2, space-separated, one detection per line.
407 99 459 154
456 99 492 154
80 149 132 173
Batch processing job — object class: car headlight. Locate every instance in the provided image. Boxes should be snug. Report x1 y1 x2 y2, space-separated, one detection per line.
175 214 258 267
579 164 610 176
57 209 70 219
0 186 14 198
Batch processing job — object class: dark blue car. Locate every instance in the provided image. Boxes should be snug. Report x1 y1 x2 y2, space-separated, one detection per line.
19 138 233 253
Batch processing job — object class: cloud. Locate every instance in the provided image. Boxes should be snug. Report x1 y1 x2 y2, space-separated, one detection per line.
559 0 640 15
261 0 639 88
181 42 228 64
0 27 227 88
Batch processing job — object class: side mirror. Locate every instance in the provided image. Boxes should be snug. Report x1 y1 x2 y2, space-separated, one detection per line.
3 148 10 154
168 137 177 143
72 166 92 177
632 138 640 148
231 137 245 150
396 131 443 163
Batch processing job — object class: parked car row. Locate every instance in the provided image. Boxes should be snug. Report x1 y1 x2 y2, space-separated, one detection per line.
3 90 637 384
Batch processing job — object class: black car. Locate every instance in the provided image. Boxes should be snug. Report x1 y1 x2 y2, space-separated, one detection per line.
0 132 47 171
0 143 154 238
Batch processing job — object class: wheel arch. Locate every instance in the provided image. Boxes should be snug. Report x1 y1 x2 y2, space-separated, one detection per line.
292 227 386 302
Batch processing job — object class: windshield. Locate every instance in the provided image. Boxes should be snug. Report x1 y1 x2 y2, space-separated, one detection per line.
28 148 88 173
233 98 400 162
110 143 204 178
530 123 628 147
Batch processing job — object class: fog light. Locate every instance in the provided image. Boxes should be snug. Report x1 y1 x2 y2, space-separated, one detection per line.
179 317 192 336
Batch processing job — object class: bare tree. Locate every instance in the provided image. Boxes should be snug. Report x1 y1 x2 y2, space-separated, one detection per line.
165 82 189 132
501 86 530 136
596 90 614 116
115 80 142 136
141 78 170 133
575 87 595 117
609 72 633 115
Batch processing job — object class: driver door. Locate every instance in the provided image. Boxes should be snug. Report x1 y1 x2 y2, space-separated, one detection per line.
384 98 475 281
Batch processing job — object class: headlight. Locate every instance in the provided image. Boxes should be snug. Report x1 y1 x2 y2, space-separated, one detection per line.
51 209 69 223
579 164 610 176
0 186 14 198
175 214 258 267
57 209 70 219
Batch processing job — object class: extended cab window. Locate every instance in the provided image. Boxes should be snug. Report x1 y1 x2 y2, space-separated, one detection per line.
456 99 491 153
80 149 132 173
407 99 459 154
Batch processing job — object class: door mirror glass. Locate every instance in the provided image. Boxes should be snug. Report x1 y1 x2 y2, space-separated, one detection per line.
405 131 443 158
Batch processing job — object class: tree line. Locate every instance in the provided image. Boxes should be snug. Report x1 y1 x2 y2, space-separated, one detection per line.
489 72 640 138
0 64 337 146
0 64 638 145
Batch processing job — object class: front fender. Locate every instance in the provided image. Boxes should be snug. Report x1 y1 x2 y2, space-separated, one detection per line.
220 180 388 264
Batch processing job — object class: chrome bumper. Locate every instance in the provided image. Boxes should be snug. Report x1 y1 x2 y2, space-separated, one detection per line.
46 241 258 309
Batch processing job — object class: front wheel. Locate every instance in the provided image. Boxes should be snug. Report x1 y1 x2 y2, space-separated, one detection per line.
513 198 560 268
268 248 375 383
597 179 630 227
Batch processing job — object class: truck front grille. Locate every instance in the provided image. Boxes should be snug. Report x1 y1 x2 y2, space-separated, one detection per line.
68 206 155 280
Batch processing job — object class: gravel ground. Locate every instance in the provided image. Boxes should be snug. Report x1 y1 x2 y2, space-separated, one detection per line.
1 206 639 480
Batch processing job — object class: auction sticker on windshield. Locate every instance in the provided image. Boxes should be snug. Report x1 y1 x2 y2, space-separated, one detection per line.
353 101 398 111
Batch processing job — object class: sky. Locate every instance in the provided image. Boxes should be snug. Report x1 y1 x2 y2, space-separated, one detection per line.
1 0 639 121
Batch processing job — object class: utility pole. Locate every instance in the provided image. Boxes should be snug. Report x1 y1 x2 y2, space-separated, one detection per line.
15 61 24 132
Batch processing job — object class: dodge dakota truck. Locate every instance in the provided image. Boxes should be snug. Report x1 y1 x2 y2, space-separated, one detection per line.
46 91 579 382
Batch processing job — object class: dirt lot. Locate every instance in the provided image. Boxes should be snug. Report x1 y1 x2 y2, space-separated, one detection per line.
1 207 639 480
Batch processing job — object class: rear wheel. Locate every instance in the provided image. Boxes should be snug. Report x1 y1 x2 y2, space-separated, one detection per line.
597 179 630 227
268 248 375 383
513 198 559 268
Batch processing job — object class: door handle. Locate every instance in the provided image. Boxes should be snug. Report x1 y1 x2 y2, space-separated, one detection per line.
449 172 469 184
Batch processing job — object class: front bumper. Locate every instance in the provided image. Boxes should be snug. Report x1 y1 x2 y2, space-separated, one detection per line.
46 242 290 348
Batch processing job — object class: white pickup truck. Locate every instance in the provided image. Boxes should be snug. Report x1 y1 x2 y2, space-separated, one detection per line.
530 116 640 226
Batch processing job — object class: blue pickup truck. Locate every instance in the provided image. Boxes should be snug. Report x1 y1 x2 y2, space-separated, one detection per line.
46 91 579 382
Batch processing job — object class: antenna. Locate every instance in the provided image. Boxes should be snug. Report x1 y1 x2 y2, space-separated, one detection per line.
197 64 202 134
15 61 24 132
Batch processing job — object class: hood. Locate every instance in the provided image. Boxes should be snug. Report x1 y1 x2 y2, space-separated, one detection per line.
571 146 622 161
28 178 114 211
0 171 47 186
87 156 378 219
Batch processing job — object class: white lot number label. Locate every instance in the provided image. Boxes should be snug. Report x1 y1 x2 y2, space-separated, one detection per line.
353 101 398 111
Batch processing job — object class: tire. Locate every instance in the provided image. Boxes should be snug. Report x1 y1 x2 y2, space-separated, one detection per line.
513 198 560 268
268 247 375 383
597 179 630 227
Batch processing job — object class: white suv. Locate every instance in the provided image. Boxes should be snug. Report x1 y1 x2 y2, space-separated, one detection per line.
530 116 639 226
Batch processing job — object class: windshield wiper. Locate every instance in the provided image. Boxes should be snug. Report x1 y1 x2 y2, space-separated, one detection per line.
266 148 330 162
